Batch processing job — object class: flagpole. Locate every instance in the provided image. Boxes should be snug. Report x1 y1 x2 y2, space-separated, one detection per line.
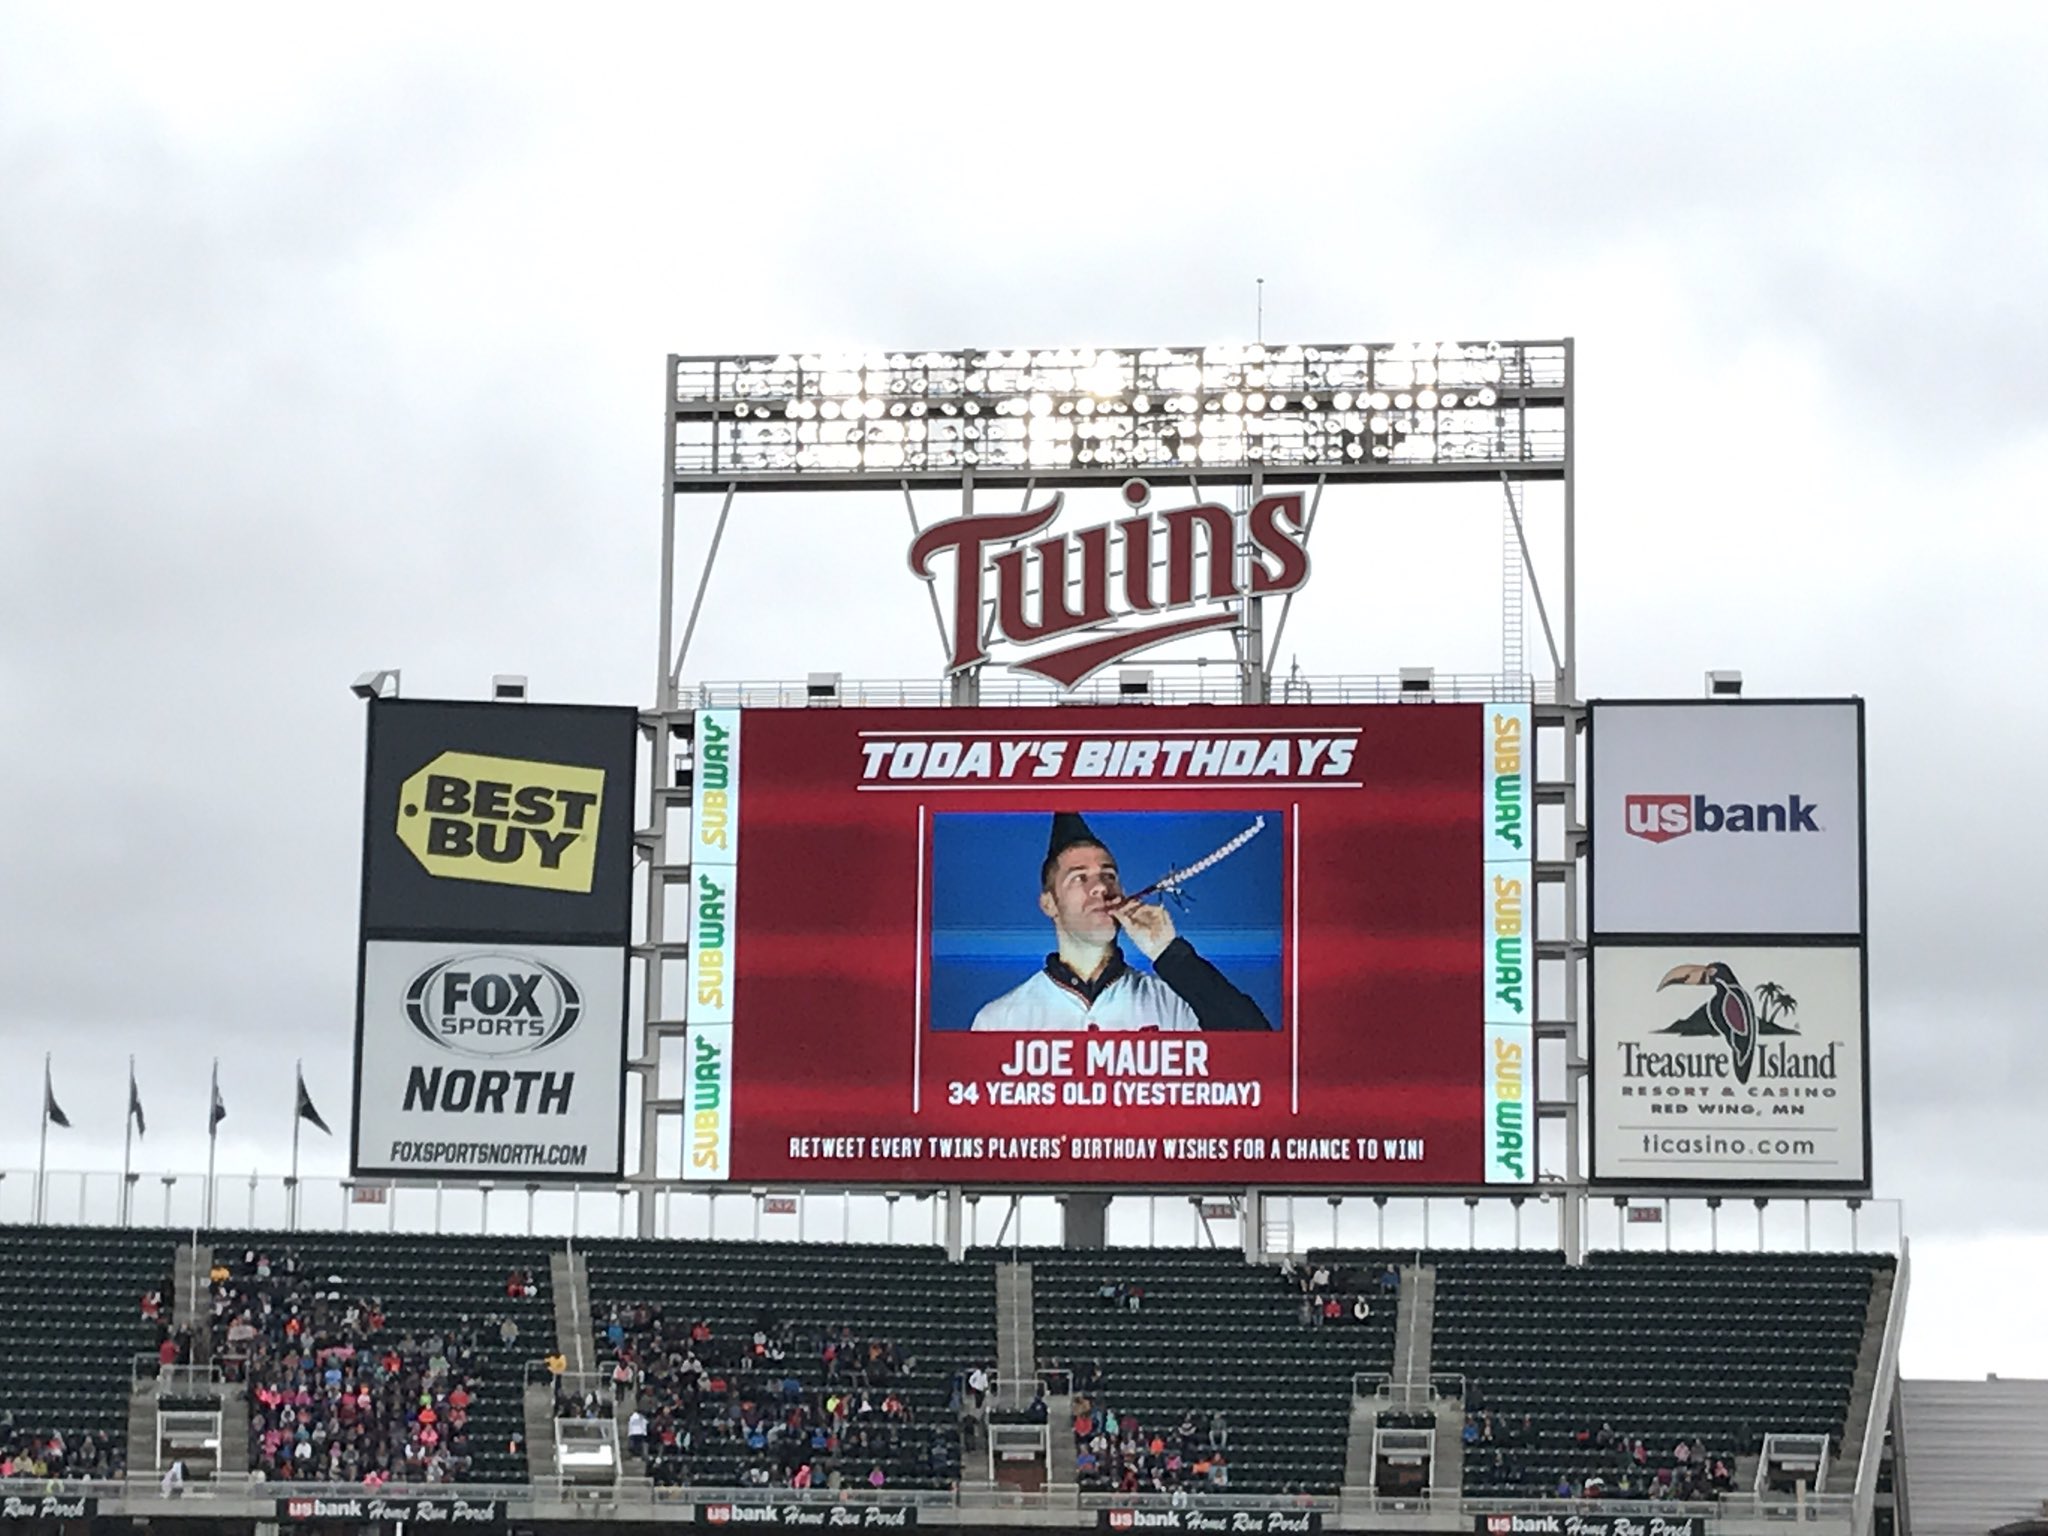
121 1055 136 1228
36 1054 51 1225
290 1060 303 1232
205 1058 220 1229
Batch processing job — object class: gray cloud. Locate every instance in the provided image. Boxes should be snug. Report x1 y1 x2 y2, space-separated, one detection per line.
1 0 2043 1370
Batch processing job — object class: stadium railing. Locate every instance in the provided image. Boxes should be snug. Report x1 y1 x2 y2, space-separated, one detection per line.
0 1473 1856 1527
0 1173 1907 1263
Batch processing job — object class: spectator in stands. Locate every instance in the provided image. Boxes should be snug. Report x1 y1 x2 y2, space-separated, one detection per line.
597 1304 960 1491
212 1246 485 1484
0 1425 121 1481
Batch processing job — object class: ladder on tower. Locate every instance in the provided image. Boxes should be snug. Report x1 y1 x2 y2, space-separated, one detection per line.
1500 475 1526 694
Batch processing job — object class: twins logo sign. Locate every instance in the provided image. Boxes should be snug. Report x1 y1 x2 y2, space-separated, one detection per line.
908 479 1310 687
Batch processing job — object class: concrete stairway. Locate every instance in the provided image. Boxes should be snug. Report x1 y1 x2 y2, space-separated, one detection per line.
125 1383 158 1475
1046 1394 1077 1486
613 1391 647 1481
1342 1397 1380 1491
217 1391 249 1476
994 1263 1037 1411
523 1382 557 1483
1391 1264 1437 1392
1828 1264 1896 1493
172 1243 213 1360
550 1249 591 1373
1345 1263 1445 1494
1431 1397 1465 1496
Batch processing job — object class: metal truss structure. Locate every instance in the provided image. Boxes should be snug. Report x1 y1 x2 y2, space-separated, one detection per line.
638 340 1586 1256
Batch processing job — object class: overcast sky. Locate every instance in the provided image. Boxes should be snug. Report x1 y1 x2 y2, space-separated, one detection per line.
3 3 2045 1380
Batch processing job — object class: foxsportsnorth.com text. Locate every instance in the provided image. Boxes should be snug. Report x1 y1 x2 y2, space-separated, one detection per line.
386 1140 591 1168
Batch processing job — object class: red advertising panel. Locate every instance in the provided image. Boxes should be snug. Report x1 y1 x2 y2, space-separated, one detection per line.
684 704 1531 1187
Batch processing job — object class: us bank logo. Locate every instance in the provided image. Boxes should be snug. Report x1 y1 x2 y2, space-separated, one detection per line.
1623 792 1819 843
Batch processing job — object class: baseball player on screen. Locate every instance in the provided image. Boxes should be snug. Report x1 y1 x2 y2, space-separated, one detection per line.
969 812 1273 1032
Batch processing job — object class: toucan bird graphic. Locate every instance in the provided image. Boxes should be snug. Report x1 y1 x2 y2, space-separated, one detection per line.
1654 961 1800 1084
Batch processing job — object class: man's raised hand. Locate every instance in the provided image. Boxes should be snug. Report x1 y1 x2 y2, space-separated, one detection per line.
1111 897 1177 961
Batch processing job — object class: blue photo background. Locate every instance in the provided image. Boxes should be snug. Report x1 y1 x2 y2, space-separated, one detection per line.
929 809 1285 1032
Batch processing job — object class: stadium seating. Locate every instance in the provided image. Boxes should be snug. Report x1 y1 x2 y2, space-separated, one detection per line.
0 1226 173 1475
1424 1249 1890 1498
1022 1248 1401 1493
580 1241 995 1490
0 1229 1894 1502
203 1231 558 1484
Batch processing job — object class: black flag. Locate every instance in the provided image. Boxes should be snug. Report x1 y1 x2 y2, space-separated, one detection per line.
44 1078 71 1130
210 1071 227 1131
295 1069 332 1136
128 1068 146 1136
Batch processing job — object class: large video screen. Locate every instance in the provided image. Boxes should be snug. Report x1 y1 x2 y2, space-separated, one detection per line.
682 704 1533 1187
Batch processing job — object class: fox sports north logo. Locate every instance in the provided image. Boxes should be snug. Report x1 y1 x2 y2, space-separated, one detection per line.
404 953 582 1059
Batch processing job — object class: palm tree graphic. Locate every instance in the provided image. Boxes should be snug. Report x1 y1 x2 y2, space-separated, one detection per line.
1753 981 1799 1031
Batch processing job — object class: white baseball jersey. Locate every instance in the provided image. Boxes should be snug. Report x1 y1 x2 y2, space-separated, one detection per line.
969 966 1199 1033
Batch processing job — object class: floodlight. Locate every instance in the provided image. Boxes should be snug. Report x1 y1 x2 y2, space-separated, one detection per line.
1706 670 1744 697
351 669 401 700
492 674 529 702
673 340 1565 485
1399 667 1436 697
